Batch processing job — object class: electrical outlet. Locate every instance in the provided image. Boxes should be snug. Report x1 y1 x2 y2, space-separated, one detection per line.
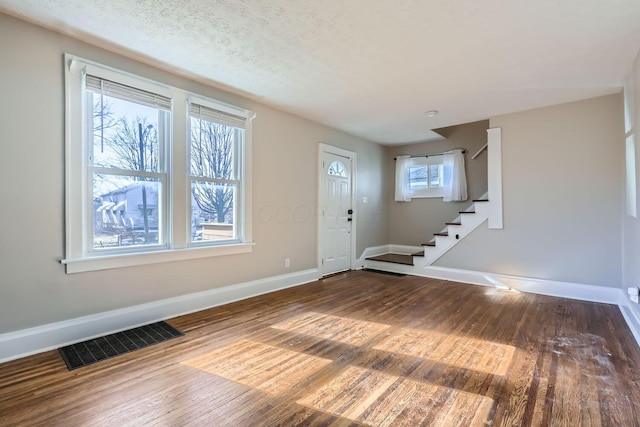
285 258 290 268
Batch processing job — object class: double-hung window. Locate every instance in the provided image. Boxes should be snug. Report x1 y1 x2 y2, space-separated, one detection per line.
408 156 445 198
188 102 245 244
63 54 254 273
86 75 171 250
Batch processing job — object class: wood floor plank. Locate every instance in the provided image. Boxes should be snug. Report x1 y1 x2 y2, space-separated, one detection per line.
1 270 640 426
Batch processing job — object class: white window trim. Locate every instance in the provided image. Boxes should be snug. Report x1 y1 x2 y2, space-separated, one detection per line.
62 54 254 273
408 156 444 198
61 243 255 274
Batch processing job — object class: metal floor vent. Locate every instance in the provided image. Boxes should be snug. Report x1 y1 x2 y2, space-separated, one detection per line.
58 321 184 370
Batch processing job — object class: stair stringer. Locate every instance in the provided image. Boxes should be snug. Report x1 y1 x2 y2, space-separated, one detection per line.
414 201 490 268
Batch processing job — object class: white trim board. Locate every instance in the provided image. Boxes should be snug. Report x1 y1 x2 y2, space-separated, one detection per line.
0 268 320 364
362 261 621 304
422 266 621 304
619 300 640 348
487 126 503 229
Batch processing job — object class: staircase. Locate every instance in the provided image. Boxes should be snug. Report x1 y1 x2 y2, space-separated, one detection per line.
364 195 491 274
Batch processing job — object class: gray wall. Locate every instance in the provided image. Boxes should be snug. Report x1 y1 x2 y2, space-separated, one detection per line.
387 120 489 246
0 13 388 334
623 48 640 295
436 94 624 288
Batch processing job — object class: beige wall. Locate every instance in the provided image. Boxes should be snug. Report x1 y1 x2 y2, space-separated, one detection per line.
436 94 624 288
0 13 388 334
387 120 489 246
623 48 640 294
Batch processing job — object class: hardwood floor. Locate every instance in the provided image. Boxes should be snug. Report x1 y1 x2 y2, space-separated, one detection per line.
1 271 640 426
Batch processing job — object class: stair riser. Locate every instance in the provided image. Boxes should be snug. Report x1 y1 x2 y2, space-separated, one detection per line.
454 202 489 225
363 260 416 275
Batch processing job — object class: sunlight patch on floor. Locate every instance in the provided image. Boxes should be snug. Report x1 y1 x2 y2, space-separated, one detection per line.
483 276 526 297
271 312 391 346
483 287 522 298
182 340 331 394
373 328 516 376
297 366 494 426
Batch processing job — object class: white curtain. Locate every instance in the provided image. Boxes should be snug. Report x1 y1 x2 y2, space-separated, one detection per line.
394 155 412 202
443 149 468 202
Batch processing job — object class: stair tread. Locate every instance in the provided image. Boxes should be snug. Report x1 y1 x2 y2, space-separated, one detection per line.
434 232 448 236
459 211 476 214
365 253 414 266
446 222 462 225
422 242 436 247
411 251 425 257
473 199 489 202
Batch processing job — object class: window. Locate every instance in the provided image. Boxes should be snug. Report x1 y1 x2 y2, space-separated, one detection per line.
63 54 254 273
87 75 170 250
189 103 245 243
327 160 348 177
407 156 444 198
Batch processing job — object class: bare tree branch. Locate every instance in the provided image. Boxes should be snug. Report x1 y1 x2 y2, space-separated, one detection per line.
93 96 117 135
104 117 158 175
190 119 235 223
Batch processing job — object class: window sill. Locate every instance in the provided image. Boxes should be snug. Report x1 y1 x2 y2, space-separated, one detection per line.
410 194 444 199
61 243 254 274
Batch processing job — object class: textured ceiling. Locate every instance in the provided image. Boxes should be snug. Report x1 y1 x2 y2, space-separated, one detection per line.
1 0 640 144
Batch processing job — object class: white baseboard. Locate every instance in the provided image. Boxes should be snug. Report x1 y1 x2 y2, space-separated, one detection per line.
421 266 621 304
0 268 320 364
363 260 621 304
619 299 640 348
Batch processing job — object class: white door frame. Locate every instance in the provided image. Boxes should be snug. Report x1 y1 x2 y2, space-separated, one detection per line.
317 143 357 275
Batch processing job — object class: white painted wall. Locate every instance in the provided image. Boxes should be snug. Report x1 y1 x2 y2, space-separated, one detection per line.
0 13 388 334
436 94 625 288
623 48 640 299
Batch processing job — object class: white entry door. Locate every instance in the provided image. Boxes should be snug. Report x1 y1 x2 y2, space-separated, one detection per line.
319 147 354 276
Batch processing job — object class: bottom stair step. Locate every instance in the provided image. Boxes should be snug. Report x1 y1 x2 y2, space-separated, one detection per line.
365 253 414 266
